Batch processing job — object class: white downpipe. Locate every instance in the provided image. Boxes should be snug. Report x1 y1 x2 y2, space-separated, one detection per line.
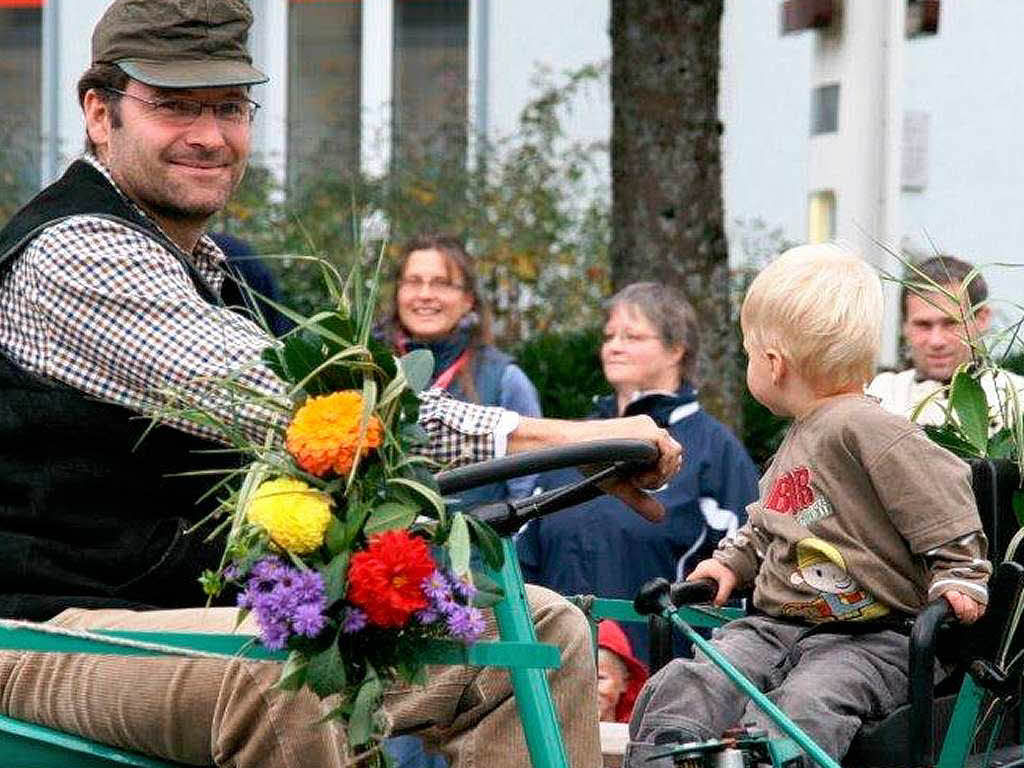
361 0 393 178
878 1 906 368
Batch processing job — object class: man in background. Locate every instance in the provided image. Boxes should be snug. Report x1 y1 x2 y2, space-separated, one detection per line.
867 254 1024 430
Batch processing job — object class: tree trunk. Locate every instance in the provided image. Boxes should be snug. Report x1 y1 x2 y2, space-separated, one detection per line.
610 0 740 431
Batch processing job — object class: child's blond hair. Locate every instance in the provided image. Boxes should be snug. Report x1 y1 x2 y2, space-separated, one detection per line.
741 243 883 394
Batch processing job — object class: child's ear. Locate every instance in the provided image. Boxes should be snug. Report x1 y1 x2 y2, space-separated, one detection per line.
765 348 786 385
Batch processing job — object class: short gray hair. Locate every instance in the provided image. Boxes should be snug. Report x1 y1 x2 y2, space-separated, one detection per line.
606 282 700 384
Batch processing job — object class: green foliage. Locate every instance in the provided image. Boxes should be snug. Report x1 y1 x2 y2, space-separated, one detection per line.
1002 351 1024 378
741 385 789 469
211 64 613 348
515 327 611 419
919 365 1021 461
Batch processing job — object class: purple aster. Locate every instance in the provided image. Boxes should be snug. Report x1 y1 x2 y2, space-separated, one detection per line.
445 604 486 642
292 602 328 637
259 618 291 650
294 570 326 603
250 557 285 582
238 556 327 649
236 589 253 610
451 575 477 601
422 571 451 603
415 607 441 625
223 564 241 581
341 607 368 634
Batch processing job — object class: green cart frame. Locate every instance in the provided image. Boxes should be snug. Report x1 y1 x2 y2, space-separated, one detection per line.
0 446 1021 768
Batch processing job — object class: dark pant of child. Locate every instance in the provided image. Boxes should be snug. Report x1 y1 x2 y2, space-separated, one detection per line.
626 615 911 766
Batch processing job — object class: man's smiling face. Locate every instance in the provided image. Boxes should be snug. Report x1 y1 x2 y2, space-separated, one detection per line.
904 285 991 383
87 79 250 232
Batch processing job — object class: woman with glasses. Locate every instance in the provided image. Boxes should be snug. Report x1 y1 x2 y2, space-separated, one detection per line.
383 233 543 768
385 232 543 506
517 282 760 662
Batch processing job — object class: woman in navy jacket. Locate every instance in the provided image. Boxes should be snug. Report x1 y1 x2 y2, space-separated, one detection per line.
517 282 760 662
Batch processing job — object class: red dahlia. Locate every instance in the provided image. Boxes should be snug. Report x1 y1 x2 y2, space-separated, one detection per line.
346 530 436 628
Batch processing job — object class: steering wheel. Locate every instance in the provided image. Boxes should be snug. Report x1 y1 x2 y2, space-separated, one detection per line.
435 438 660 536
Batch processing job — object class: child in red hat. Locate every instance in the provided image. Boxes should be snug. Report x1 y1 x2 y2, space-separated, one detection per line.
597 620 649 723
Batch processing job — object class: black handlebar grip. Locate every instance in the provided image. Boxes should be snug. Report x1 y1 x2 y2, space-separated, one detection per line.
634 577 672 616
668 578 717 607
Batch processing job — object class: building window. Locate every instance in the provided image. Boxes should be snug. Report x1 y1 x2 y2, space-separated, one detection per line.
287 0 362 188
0 2 42 218
808 190 836 243
810 83 839 135
392 0 469 166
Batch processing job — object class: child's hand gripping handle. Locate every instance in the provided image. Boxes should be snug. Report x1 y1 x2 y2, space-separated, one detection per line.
633 577 718 616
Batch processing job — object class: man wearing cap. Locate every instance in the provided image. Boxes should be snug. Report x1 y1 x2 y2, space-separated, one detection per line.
0 1 681 767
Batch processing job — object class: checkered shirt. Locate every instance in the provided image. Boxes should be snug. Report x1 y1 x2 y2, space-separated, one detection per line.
0 155 505 465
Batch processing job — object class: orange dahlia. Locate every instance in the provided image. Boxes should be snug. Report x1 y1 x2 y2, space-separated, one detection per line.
347 530 435 628
285 391 383 477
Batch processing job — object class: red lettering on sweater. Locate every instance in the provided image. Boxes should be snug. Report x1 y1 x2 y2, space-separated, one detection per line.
763 467 814 514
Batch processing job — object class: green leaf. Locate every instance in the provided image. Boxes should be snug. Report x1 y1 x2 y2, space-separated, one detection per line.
325 515 347 556
395 658 429 686
923 424 982 459
1013 489 1024 528
367 334 399 379
400 422 430 448
988 429 1016 460
949 368 990 456
281 333 328 394
346 499 373 545
322 551 350 605
364 502 419 534
347 670 383 747
466 515 505 570
273 650 309 692
400 349 434 394
387 477 446 518
469 569 505 608
448 513 471 577
306 636 347 699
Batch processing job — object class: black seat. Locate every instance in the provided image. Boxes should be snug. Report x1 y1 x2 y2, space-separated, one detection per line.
845 458 1024 768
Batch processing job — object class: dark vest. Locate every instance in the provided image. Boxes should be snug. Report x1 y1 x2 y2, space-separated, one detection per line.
0 160 237 620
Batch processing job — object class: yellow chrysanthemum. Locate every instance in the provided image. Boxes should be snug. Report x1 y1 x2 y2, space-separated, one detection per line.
246 477 333 554
286 391 383 477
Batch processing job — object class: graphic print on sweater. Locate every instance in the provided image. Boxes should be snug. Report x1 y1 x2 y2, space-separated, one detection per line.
763 466 835 527
783 537 888 622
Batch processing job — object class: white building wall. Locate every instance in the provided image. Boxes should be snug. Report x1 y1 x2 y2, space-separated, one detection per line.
901 0 1024 326
45 0 107 184
719 1 811 258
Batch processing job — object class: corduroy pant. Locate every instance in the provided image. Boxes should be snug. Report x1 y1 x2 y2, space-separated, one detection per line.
0 584 600 768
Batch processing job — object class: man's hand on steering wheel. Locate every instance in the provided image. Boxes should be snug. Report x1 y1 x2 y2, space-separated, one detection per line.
507 413 684 523
592 415 682 522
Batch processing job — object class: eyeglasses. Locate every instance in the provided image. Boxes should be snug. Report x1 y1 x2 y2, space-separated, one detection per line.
104 88 260 126
602 330 662 344
398 277 466 294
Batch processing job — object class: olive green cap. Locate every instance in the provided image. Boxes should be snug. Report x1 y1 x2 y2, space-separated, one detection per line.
92 0 268 89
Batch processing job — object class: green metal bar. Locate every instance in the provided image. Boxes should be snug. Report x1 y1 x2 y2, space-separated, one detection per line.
418 640 560 669
486 539 569 768
588 596 741 628
0 626 559 670
0 714 186 768
936 674 986 768
662 606 842 768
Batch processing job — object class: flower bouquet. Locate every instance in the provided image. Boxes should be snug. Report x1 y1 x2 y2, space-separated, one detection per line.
160 257 506 766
